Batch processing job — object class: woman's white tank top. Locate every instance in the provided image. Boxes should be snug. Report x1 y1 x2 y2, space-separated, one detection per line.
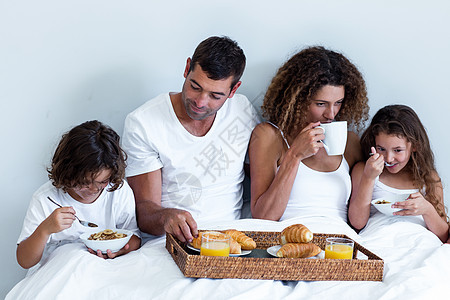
268 123 351 221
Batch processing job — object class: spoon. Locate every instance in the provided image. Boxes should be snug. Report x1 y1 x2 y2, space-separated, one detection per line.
368 153 396 167
47 196 98 227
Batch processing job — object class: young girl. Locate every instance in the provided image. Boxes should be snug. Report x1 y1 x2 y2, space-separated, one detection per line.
17 120 141 269
348 105 449 242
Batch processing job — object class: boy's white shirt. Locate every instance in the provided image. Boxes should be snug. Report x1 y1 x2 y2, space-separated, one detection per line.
18 180 140 246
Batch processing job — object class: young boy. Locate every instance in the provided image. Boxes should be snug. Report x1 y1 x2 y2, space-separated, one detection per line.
17 120 141 269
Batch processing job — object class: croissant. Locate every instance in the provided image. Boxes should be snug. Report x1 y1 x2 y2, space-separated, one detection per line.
229 238 242 254
222 229 257 250
190 233 203 249
276 243 322 258
190 232 241 254
279 224 313 245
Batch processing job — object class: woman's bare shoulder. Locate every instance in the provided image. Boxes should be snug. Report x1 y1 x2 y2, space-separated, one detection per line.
250 122 286 165
251 122 283 144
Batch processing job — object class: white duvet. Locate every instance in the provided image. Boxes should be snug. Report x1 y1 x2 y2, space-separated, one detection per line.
7 215 449 300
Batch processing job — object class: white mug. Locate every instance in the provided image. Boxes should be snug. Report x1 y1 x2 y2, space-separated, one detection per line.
317 121 347 156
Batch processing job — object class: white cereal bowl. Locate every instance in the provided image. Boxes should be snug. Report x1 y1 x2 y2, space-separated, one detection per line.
371 195 409 216
80 229 133 253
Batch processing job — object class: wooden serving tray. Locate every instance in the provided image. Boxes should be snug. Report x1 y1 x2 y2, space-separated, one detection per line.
166 231 384 281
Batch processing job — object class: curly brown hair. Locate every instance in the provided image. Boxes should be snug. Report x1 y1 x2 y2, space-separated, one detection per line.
360 105 447 220
262 46 369 137
48 120 127 192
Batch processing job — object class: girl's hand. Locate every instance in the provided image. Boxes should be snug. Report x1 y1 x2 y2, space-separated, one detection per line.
392 192 434 216
41 207 76 234
363 147 384 180
87 243 130 259
289 122 325 159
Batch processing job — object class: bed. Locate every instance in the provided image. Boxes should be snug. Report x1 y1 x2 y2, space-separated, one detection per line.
6 215 449 300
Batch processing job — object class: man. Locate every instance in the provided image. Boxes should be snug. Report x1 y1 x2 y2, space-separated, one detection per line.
122 36 259 243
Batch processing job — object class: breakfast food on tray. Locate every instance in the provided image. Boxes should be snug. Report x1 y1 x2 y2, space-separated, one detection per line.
222 229 257 250
88 229 127 241
190 233 203 249
190 232 242 254
375 200 391 204
276 242 322 258
274 224 322 258
279 224 313 244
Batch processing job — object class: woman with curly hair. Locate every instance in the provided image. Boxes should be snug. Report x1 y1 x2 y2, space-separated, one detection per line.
348 105 448 242
249 46 369 221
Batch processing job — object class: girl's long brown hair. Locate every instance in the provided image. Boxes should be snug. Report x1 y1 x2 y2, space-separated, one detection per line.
360 105 447 220
262 46 369 137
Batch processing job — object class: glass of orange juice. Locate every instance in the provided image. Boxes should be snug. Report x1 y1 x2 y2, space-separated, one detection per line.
325 237 354 259
200 231 230 257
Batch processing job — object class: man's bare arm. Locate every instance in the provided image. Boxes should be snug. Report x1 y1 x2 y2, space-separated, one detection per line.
127 170 198 242
127 170 164 235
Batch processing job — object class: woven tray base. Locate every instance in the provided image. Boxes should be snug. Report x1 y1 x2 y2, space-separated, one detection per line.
166 231 384 281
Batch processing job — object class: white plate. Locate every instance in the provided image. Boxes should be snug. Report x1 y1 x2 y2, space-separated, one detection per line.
186 244 251 256
267 245 325 259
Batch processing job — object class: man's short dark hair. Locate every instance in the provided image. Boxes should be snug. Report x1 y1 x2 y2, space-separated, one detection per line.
189 36 246 89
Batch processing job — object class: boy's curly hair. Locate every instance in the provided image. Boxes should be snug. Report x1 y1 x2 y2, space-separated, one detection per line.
262 46 369 137
48 120 127 192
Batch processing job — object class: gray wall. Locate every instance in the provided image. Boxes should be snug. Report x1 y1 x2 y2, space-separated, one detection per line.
1 0 449 296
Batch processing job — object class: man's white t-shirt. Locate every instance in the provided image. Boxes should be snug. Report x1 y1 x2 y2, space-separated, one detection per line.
122 93 259 226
